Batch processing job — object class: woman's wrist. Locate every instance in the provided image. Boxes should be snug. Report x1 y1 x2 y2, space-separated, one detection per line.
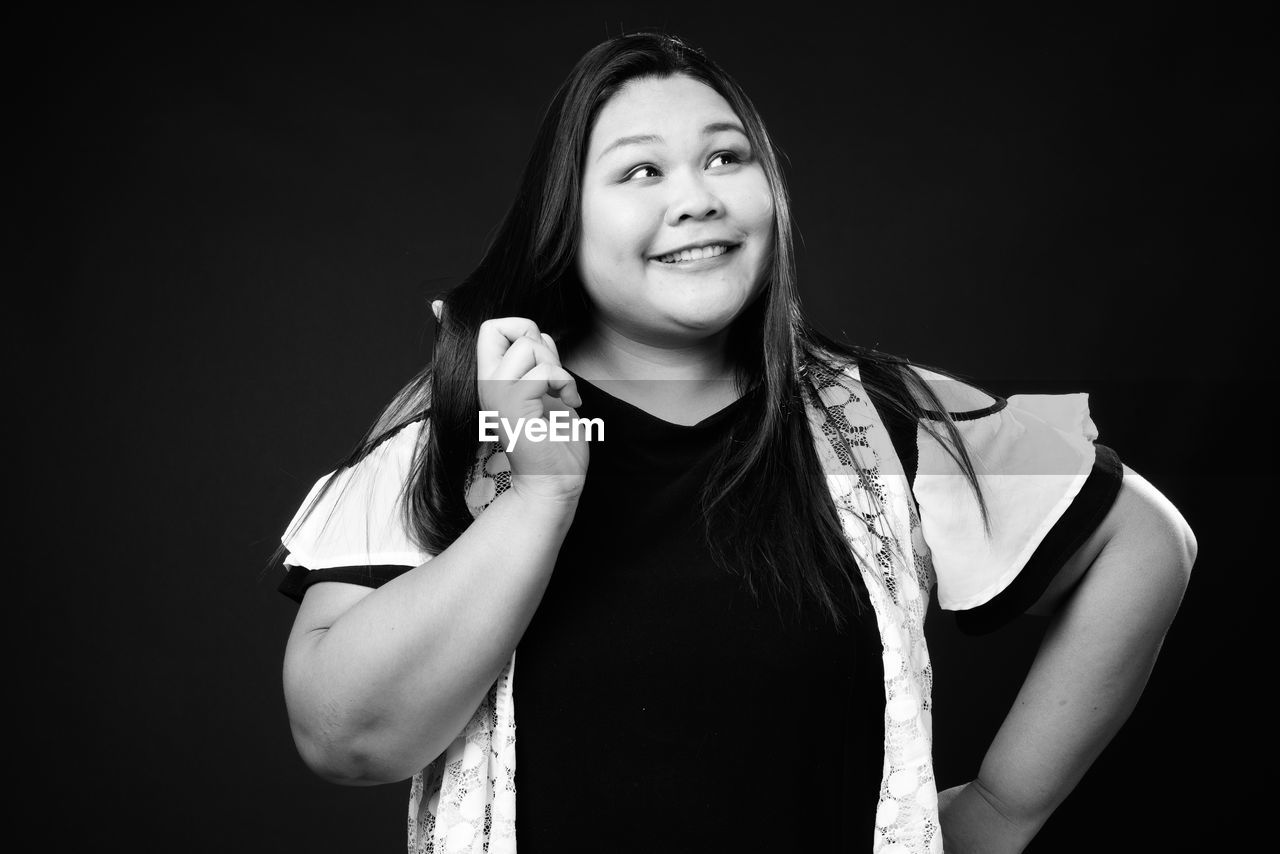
938 779 1040 854
506 479 583 522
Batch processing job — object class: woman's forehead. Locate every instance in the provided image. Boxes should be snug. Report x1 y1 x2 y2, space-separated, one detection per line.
588 76 742 154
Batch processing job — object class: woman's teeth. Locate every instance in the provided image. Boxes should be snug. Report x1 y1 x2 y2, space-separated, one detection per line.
656 244 733 263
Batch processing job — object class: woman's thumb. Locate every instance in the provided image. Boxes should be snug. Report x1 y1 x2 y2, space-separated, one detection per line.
431 300 443 321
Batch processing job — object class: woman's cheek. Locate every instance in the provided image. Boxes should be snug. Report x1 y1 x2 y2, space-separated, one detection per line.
742 180 775 229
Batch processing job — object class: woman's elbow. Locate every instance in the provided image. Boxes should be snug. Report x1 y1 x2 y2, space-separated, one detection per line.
288 716 396 787
280 621 452 785
282 686 436 786
282 664 395 785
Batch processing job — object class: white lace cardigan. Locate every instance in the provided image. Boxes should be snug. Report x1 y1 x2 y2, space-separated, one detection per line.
280 355 1114 854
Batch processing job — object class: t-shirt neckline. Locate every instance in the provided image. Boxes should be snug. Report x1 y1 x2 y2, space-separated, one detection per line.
566 369 754 431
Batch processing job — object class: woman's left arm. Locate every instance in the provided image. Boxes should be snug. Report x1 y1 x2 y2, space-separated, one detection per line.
938 464 1198 854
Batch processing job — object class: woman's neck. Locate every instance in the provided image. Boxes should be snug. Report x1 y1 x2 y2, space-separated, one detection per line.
562 323 734 384
560 323 742 425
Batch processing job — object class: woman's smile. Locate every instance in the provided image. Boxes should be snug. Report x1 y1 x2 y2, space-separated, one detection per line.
650 243 742 271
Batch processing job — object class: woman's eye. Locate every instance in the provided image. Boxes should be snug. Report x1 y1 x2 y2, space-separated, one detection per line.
624 165 661 182
623 151 747 183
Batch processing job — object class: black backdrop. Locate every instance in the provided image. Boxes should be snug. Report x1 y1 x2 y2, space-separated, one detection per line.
28 3 1270 851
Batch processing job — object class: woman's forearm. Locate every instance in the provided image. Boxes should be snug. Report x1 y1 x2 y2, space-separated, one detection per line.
968 513 1196 847
284 488 577 785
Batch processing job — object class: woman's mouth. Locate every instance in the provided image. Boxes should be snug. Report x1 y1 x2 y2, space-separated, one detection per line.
651 243 740 268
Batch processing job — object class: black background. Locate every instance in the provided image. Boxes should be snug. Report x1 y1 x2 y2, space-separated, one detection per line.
28 3 1270 851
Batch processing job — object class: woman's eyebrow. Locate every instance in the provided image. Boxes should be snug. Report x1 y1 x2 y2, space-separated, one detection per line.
596 121 747 162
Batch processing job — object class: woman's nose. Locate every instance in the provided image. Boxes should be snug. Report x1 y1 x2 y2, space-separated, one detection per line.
665 171 723 225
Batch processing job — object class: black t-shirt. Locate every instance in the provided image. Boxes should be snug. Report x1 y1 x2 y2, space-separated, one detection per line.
512 371 885 852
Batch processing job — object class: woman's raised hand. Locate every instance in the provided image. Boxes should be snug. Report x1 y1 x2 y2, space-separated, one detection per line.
475 316 589 506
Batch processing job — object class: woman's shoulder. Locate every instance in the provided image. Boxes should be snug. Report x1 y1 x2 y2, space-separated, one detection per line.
902 364 1005 421
361 416 428 462
803 347 1003 420
340 417 430 498
280 417 429 569
289 417 428 532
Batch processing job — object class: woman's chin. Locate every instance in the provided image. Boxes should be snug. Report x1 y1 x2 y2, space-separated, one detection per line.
651 288 751 323
656 308 743 337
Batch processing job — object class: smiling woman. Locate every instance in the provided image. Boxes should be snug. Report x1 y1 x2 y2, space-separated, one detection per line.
272 30 1195 854
574 76 775 361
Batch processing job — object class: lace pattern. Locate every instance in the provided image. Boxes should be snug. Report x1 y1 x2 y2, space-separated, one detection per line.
408 355 944 854
804 357 942 854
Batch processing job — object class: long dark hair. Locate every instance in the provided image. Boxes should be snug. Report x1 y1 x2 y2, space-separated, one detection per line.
277 32 992 632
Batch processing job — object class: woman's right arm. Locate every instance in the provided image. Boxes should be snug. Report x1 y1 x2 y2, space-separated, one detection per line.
282 487 577 786
283 315 586 785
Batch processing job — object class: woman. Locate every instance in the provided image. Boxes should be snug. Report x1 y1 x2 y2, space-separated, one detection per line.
276 32 1196 854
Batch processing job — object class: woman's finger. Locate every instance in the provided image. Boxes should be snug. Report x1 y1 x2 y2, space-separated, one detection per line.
490 335 559 383
476 317 542 379
535 336 578 404
522 363 582 409
540 333 561 361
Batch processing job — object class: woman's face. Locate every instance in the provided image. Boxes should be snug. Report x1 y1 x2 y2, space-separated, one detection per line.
576 74 775 350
